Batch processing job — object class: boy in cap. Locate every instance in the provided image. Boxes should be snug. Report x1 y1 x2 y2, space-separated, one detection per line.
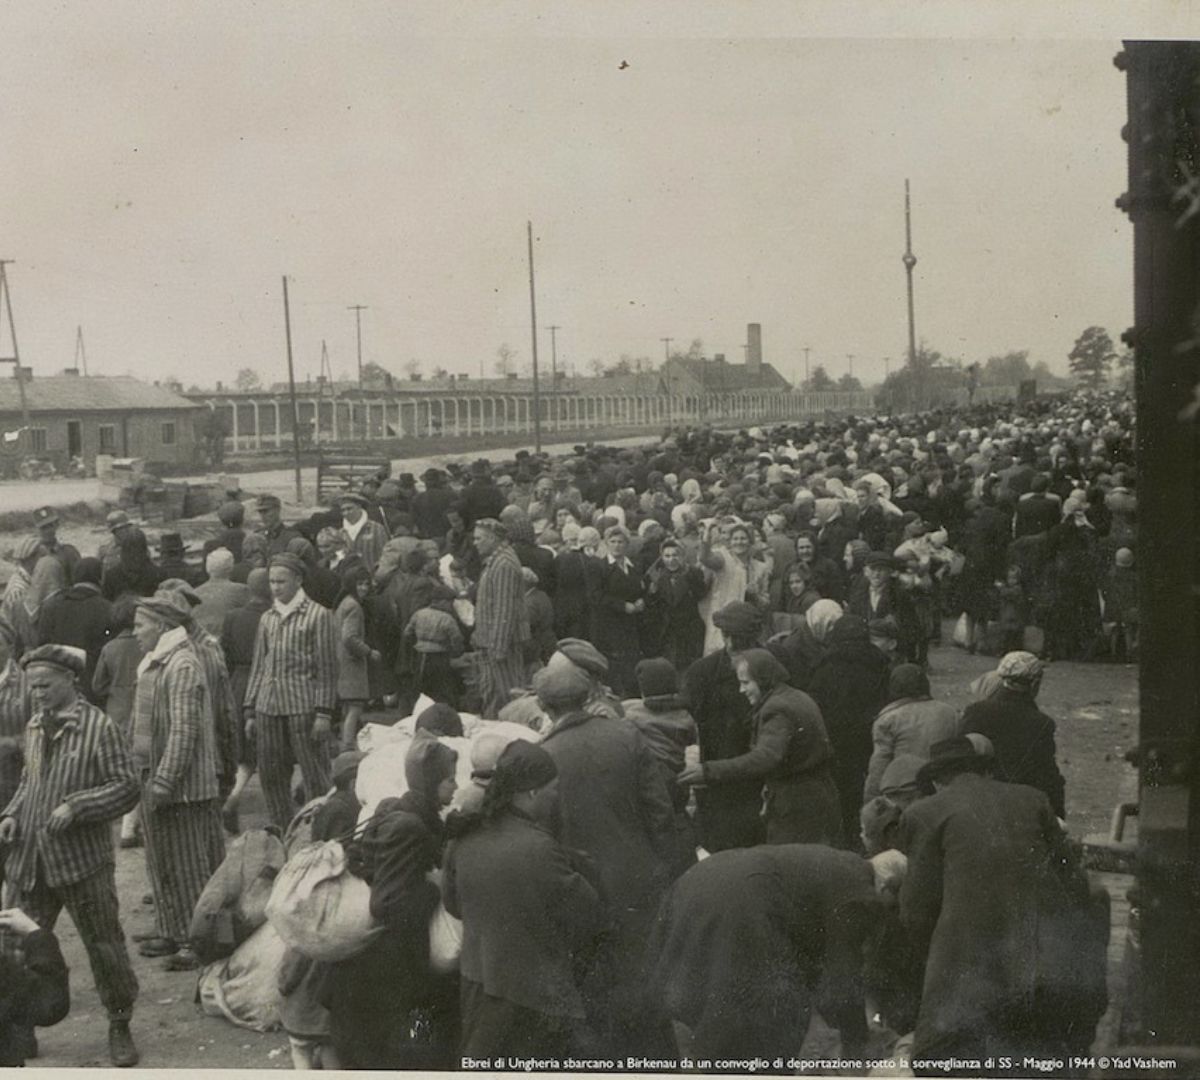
0 644 141 1066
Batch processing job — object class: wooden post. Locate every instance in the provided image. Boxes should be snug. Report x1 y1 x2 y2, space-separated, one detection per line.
282 276 303 505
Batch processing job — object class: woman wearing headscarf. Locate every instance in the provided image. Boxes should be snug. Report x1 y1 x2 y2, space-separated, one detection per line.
863 664 961 803
649 844 896 1066
1043 495 1104 661
793 530 846 603
443 740 604 1057
679 648 841 846
230 530 268 585
815 497 858 568
808 615 892 847
773 597 842 691
552 523 589 640
323 736 460 1069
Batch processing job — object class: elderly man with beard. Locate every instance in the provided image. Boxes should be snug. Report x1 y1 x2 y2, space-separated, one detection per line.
0 644 140 1067
472 519 530 718
130 593 225 972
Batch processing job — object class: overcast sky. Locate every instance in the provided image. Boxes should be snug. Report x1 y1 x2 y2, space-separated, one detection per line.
0 2 1182 390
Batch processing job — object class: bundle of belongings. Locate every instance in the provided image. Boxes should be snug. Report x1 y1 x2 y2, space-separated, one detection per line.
195 699 539 1035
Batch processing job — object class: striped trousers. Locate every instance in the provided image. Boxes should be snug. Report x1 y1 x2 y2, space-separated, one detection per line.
477 647 528 719
3 864 139 1018
258 713 332 833
142 796 226 944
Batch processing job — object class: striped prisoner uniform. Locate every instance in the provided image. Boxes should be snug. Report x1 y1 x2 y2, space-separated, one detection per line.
473 544 530 717
243 589 338 831
134 627 226 944
1 696 140 1019
187 622 238 795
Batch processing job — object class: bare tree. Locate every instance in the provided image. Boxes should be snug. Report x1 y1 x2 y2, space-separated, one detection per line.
235 367 261 392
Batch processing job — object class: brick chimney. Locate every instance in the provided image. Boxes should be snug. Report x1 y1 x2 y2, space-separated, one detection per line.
747 323 763 372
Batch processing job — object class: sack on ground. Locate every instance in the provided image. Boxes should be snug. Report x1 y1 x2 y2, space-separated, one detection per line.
190 829 287 963
197 921 289 1033
265 840 382 961
428 901 463 974
952 612 970 648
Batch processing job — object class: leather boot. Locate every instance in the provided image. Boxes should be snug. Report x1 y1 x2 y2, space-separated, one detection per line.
108 1019 140 1068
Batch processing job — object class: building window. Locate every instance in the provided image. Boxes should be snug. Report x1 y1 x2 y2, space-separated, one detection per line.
99 425 117 451
29 428 47 452
161 421 176 446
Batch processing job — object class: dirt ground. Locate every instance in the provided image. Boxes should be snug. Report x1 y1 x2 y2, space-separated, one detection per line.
23 631 1138 1071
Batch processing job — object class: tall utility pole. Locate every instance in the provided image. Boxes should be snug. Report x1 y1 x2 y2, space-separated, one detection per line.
74 325 88 375
547 324 560 432
846 353 856 379
802 345 811 386
903 179 918 366
0 262 30 454
347 304 367 390
526 222 542 452
283 277 303 504
661 337 673 362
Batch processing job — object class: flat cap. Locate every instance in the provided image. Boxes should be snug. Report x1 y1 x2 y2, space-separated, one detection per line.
135 593 192 628
106 510 132 531
711 600 764 636
21 643 87 673
551 637 609 677
256 493 282 510
269 552 307 578
33 507 59 527
996 650 1044 684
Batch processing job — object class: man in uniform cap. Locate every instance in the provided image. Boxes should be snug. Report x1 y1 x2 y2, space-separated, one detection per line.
463 459 508 526
99 510 135 574
129 593 225 972
0 644 141 1066
32 507 80 578
255 493 303 558
243 553 338 830
338 491 389 574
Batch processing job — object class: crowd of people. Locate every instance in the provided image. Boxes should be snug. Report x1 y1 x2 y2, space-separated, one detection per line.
0 390 1131 1072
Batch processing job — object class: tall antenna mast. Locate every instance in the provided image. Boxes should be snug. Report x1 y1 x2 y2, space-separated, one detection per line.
0 262 31 453
75 325 88 375
903 179 918 367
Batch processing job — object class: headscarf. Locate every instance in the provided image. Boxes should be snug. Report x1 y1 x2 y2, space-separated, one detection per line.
734 647 791 694
374 536 420 585
403 733 458 816
805 599 843 644
969 670 1004 700
415 702 464 738
887 663 931 703
480 740 558 821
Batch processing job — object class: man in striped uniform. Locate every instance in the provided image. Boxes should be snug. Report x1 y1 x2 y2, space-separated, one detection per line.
0 644 141 1067
339 491 389 573
131 593 226 972
472 519 531 718
244 553 339 832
